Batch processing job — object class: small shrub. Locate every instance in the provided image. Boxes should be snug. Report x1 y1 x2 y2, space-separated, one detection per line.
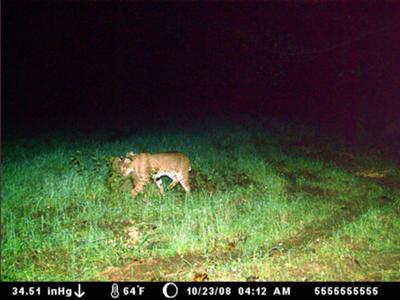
106 156 132 194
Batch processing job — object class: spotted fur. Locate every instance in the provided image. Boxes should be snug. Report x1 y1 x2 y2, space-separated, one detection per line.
120 152 191 198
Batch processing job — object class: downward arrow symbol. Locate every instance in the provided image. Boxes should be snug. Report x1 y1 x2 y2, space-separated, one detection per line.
74 284 85 298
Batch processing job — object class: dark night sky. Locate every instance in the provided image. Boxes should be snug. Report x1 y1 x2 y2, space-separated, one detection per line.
3 1 400 137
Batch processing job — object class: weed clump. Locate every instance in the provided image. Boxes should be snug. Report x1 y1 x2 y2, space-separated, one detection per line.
106 157 132 194
191 167 258 193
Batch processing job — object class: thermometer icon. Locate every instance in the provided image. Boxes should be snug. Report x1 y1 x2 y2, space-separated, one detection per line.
111 283 120 298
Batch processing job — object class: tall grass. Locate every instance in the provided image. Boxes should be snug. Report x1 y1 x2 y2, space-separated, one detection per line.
2 122 399 280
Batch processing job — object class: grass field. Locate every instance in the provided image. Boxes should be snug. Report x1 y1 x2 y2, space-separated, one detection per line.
2 120 400 281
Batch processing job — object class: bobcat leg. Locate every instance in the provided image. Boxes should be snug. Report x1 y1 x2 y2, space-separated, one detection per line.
167 177 179 190
154 177 165 194
178 172 191 193
131 180 146 198
180 181 191 193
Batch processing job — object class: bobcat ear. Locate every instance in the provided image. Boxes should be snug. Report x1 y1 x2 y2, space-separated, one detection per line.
123 157 132 163
126 152 136 158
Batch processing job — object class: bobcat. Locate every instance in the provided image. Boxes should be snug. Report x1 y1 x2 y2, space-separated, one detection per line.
120 151 191 198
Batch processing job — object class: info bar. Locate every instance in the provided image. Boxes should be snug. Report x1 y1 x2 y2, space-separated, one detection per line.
1 282 398 299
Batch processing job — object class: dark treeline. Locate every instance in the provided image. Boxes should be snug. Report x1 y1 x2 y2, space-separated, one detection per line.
3 1 400 140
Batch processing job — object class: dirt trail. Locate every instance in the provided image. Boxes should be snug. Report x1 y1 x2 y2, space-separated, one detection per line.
100 254 206 281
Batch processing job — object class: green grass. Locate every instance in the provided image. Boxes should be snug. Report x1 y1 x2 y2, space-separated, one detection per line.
2 121 400 281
